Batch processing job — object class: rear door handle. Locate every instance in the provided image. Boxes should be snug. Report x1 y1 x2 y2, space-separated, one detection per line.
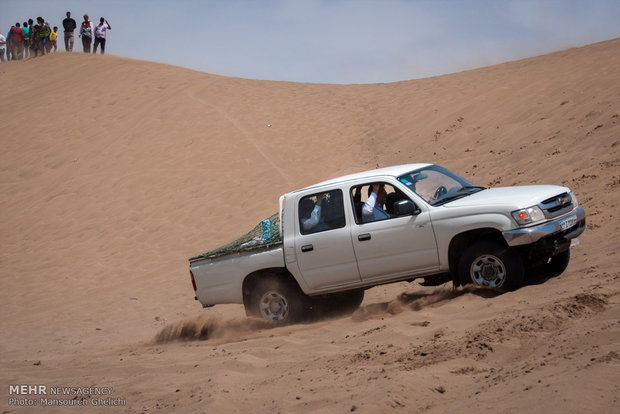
358 233 371 241
301 244 314 252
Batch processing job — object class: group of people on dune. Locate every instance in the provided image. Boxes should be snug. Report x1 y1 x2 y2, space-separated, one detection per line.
1 11 111 62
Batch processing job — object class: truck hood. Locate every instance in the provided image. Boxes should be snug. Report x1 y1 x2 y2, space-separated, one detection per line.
442 185 570 209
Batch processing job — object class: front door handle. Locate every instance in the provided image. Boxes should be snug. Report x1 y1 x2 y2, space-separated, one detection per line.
301 244 314 252
358 233 371 241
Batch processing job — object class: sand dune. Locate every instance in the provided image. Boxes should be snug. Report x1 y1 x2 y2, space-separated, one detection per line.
1 39 619 413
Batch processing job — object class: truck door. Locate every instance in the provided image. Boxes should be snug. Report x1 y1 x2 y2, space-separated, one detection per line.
349 182 440 281
291 189 361 290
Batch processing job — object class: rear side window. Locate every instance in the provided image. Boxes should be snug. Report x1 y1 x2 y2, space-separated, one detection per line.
299 189 345 235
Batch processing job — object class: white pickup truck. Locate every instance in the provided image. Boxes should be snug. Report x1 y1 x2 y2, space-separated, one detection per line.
189 164 585 323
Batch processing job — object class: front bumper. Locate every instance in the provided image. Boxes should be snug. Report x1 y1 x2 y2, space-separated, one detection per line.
503 207 585 247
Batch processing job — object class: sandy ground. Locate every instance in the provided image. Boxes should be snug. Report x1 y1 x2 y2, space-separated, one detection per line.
1 39 619 413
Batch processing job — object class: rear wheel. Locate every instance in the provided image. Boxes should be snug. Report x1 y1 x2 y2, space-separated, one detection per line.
250 277 309 324
458 240 524 290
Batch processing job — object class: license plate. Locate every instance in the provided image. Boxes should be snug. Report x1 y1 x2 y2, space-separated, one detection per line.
559 216 577 230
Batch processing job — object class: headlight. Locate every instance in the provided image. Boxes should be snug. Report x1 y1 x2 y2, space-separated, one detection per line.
512 206 546 226
569 191 578 208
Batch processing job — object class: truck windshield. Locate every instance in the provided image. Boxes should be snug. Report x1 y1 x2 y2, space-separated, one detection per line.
397 165 484 206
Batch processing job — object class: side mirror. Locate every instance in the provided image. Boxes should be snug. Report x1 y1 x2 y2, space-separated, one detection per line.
393 200 421 216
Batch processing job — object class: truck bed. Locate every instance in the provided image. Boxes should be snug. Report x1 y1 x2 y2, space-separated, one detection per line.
189 213 281 262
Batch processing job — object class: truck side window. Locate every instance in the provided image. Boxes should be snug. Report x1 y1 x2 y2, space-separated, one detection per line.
350 183 413 224
299 190 345 235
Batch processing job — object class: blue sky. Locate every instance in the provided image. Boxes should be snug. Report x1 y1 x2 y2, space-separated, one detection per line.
2 0 619 84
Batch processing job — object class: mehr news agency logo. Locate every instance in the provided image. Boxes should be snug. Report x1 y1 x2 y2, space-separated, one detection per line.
8 384 126 407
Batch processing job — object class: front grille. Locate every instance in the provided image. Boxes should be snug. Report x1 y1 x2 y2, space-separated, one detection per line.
540 192 573 219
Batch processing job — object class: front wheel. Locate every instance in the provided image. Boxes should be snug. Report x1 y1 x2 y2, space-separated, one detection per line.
458 240 524 290
538 249 570 276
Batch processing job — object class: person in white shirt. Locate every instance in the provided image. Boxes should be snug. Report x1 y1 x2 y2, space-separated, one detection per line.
362 183 389 222
93 17 111 54
300 194 327 232
0 33 6 62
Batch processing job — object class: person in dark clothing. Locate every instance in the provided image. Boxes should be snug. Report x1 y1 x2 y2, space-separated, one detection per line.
62 11 77 52
27 19 36 56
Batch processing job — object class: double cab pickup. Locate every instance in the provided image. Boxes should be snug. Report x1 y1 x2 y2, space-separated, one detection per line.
189 164 585 323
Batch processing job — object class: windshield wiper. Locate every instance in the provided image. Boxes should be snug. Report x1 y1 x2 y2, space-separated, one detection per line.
432 186 485 206
432 193 469 206
457 185 486 192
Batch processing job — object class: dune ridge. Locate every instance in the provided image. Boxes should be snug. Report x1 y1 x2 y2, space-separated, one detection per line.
1 39 619 413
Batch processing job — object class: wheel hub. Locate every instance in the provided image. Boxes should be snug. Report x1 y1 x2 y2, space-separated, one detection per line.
471 254 506 288
259 290 289 321
481 263 498 280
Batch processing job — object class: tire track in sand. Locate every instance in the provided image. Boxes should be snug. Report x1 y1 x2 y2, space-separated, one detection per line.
188 88 293 187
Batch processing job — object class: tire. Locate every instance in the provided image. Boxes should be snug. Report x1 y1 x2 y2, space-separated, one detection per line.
540 249 570 276
250 276 309 324
328 290 365 313
311 290 365 319
458 240 524 290
342 290 365 311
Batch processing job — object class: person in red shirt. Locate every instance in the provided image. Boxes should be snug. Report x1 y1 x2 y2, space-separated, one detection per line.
8 23 25 60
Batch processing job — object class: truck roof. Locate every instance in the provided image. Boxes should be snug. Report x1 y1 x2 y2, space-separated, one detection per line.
292 163 432 194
